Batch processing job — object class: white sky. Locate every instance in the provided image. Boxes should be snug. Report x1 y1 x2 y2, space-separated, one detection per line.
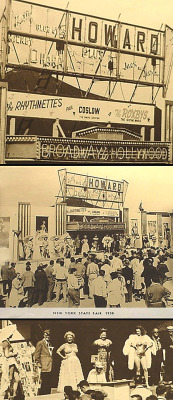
1 0 173 29
0 166 173 213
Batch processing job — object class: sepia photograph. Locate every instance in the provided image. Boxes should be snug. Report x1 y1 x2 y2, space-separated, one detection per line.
0 165 173 309
0 0 173 164
0 319 173 399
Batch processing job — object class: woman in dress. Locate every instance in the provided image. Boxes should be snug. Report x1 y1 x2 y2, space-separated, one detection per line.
123 325 155 387
8 273 24 307
57 331 84 392
81 236 89 255
92 328 114 381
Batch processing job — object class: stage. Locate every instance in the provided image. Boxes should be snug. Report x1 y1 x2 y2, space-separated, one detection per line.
25 380 132 400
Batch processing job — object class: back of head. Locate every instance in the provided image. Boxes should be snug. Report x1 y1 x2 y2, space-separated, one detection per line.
78 380 89 390
131 396 142 400
64 386 73 395
152 275 160 284
146 396 158 400
69 267 77 274
91 391 104 400
166 390 173 400
156 384 168 396
110 271 118 280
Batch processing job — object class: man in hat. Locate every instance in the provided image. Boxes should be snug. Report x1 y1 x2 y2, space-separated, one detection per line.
8 263 17 297
33 263 48 306
87 362 107 383
45 260 55 302
122 259 134 303
1 260 10 295
35 329 54 395
20 262 35 307
163 326 173 382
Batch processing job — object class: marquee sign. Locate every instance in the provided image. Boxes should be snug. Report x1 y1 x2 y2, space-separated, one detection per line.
66 207 120 218
66 221 125 231
6 136 170 164
7 91 155 126
7 0 164 86
65 171 126 206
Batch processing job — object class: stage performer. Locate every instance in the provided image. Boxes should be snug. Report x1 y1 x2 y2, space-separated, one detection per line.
1 339 21 399
123 325 155 387
81 235 90 255
34 329 54 395
57 331 84 392
92 328 114 381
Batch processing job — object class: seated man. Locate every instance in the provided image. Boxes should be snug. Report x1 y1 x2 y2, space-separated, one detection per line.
87 362 107 384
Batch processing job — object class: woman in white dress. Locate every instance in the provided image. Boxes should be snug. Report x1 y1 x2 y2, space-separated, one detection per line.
57 331 84 392
81 236 89 255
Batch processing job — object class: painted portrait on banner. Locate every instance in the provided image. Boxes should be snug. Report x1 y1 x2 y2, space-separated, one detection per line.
35 216 49 258
148 221 157 238
131 219 138 236
163 223 169 239
0 217 10 248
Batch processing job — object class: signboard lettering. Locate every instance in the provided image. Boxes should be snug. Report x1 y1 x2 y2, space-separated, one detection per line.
38 138 169 163
66 207 120 218
7 91 155 126
8 1 164 85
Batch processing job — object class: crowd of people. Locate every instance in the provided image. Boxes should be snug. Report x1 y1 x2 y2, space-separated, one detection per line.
0 237 172 307
2 325 173 400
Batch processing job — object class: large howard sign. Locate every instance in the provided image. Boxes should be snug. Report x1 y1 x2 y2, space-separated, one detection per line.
7 0 164 86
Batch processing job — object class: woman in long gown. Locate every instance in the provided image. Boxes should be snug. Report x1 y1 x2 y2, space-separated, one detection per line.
92 328 114 381
57 331 84 392
81 236 89 255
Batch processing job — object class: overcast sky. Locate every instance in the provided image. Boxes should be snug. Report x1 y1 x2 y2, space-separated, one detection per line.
0 166 173 213
1 0 173 29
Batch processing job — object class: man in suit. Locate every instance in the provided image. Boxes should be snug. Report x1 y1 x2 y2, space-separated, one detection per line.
1 260 10 295
34 329 54 394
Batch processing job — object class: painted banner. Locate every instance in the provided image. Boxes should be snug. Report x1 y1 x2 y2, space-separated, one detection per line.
7 0 164 85
0 340 40 397
163 25 173 96
7 91 155 126
148 220 157 238
0 217 10 248
66 206 120 218
131 219 138 236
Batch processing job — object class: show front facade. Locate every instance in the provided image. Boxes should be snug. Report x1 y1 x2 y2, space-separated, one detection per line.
0 0 173 164
0 169 172 265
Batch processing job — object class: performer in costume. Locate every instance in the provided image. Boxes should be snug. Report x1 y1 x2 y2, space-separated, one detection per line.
92 328 114 381
81 236 90 255
1 339 21 399
123 325 155 387
57 331 84 392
